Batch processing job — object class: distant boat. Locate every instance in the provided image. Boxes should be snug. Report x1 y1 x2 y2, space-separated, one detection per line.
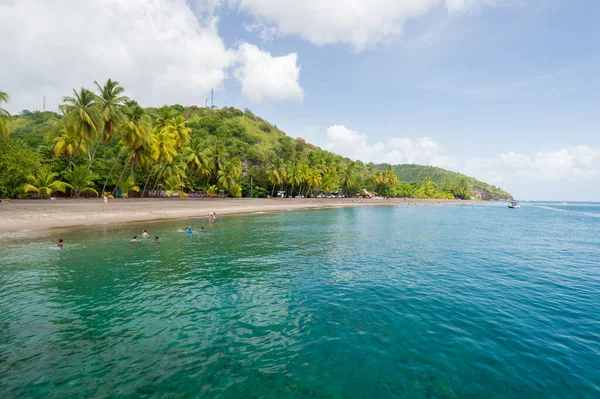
508 201 520 209
561 202 567 207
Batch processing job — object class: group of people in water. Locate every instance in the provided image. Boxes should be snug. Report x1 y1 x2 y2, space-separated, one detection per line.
130 230 160 243
57 212 217 248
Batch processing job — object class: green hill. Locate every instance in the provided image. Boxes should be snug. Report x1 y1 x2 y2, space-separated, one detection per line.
1 85 511 201
377 164 512 200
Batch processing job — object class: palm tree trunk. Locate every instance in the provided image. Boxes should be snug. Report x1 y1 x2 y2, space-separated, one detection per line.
141 167 155 198
112 155 132 196
151 164 167 197
101 152 122 196
271 185 275 198
65 137 83 172
89 130 106 169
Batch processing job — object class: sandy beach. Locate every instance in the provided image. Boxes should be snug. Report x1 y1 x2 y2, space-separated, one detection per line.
0 197 478 238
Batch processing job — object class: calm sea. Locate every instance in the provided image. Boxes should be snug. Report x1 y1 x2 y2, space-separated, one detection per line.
1 203 599 398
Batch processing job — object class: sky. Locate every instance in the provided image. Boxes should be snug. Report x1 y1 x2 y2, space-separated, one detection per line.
1 0 599 200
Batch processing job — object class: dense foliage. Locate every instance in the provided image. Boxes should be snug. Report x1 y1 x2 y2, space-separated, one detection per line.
1 81 512 200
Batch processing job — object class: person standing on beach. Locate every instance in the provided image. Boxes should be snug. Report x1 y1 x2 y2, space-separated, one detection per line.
103 195 108 210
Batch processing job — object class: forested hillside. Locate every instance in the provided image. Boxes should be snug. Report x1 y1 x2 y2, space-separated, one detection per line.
0 80 511 200
381 164 512 200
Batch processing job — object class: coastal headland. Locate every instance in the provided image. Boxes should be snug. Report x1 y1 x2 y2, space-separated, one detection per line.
0 197 480 237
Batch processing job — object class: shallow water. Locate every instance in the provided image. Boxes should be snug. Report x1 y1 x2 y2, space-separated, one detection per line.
1 203 599 398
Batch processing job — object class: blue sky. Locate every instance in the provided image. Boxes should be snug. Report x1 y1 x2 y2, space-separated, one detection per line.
1 0 599 200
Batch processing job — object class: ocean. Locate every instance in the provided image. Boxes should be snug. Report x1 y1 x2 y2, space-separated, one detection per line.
1 203 599 398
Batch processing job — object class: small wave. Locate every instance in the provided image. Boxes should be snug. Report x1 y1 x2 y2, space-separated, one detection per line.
536 206 600 217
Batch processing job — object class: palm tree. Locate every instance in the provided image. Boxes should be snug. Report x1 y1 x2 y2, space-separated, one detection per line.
321 174 338 194
0 90 11 141
287 163 303 197
160 176 187 198
165 114 191 149
217 159 242 191
185 138 211 178
267 159 287 197
103 101 152 196
305 168 322 195
384 165 399 186
340 162 357 194
53 133 87 161
61 88 102 170
151 129 177 165
23 170 71 198
90 79 128 166
118 176 140 198
206 143 229 180
66 165 98 198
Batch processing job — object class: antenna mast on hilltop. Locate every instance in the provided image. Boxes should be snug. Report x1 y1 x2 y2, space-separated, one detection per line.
43 94 46 111
211 89 214 108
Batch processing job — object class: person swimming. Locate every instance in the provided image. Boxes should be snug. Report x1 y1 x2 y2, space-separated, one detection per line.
57 239 64 248
185 227 192 234
131 236 138 243
142 229 149 238
154 236 159 243
200 227 205 231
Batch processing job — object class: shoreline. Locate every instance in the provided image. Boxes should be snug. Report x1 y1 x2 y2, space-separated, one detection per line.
0 197 483 240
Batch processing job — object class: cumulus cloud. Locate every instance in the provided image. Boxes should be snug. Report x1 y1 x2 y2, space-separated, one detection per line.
234 43 304 103
322 124 600 200
324 125 454 167
0 0 236 112
230 0 495 50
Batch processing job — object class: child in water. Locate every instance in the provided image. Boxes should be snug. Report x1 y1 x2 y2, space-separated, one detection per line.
186 227 192 234
154 236 159 243
131 236 138 243
142 229 149 238
57 239 64 248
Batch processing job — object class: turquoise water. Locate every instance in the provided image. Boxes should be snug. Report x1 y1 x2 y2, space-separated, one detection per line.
1 203 599 398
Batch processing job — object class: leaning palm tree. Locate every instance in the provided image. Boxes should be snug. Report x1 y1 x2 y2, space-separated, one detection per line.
0 90 11 141
268 159 287 197
90 79 128 166
61 88 102 170
23 170 71 199
66 165 98 198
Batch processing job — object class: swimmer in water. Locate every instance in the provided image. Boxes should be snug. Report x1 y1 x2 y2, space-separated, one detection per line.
142 229 149 238
57 239 64 248
154 236 159 243
200 227 205 231
131 236 138 243
185 227 192 234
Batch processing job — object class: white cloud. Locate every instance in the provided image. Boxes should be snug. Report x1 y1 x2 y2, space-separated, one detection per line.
0 0 236 112
323 124 600 200
234 43 304 103
230 0 495 50
324 125 454 167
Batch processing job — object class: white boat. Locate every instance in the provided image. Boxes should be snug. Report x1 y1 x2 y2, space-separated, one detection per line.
508 201 520 209
561 202 567 207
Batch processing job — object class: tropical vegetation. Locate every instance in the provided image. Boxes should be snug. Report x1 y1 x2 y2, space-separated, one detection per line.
0 81 512 200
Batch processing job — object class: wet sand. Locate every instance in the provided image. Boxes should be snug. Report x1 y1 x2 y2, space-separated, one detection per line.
0 197 479 239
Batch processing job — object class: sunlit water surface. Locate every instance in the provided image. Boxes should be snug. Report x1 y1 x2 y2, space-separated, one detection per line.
1 203 599 398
